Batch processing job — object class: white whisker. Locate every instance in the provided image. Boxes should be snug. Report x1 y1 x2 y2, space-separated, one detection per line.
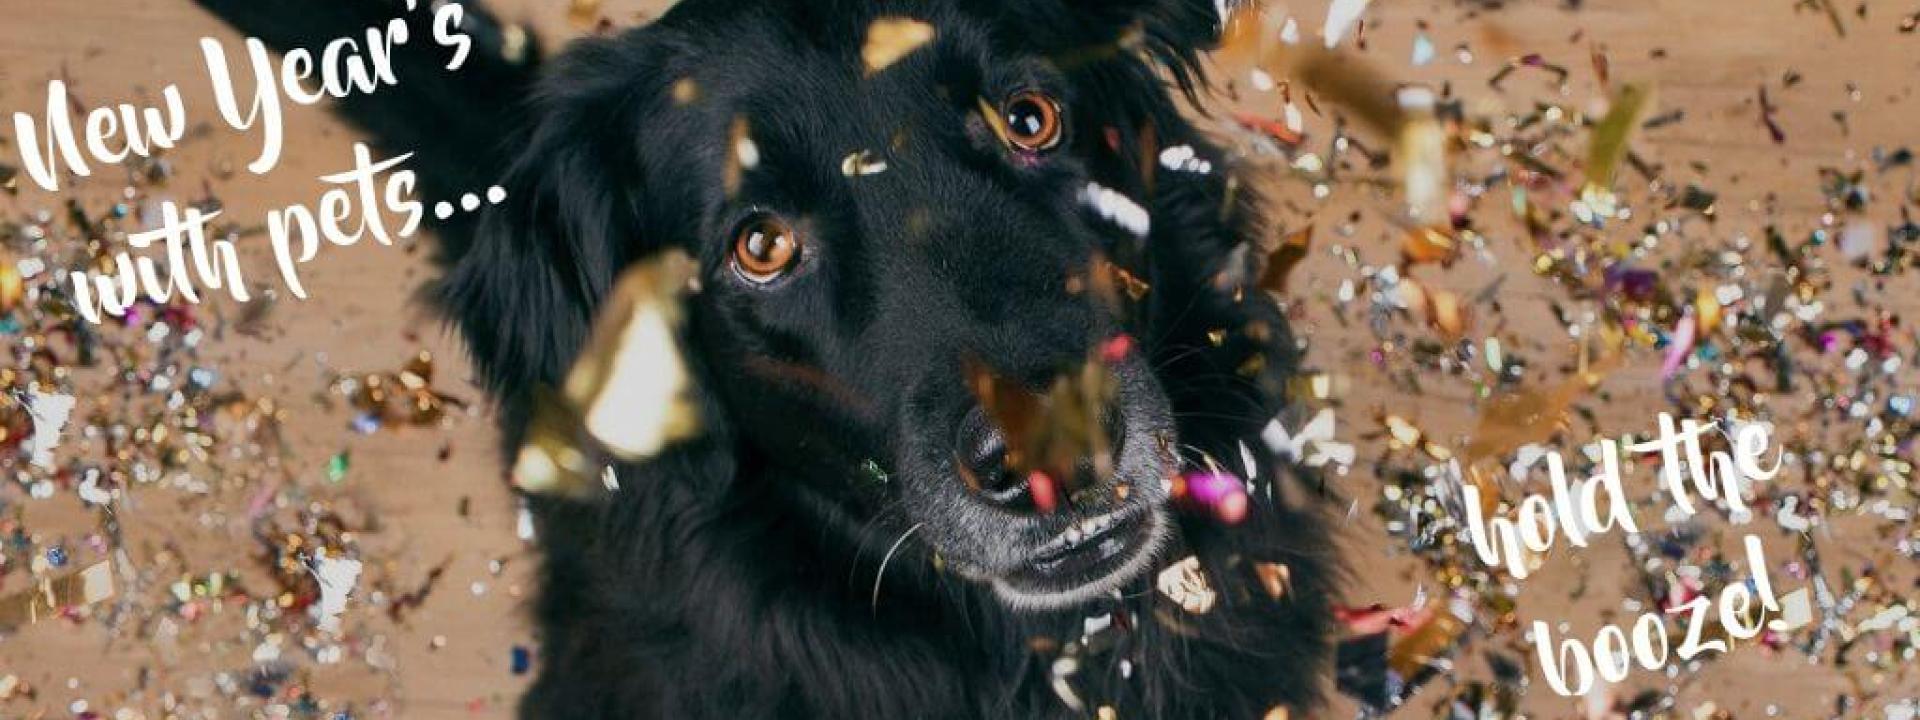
871 522 926 614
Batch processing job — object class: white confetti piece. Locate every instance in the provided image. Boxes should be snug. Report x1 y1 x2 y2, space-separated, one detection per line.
1767 587 1813 631
21 390 76 470
308 550 363 636
1078 182 1151 238
1322 0 1371 49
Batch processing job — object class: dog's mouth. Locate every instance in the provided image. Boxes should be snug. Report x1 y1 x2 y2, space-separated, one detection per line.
992 504 1168 608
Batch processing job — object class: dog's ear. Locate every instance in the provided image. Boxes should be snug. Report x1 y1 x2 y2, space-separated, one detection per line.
437 33 677 444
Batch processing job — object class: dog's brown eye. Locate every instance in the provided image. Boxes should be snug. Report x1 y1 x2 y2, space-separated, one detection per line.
1002 90 1063 152
732 214 800 283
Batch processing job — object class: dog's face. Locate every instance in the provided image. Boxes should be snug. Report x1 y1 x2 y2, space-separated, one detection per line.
454 0 1240 611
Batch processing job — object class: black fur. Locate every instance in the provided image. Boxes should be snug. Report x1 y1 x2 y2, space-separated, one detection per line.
194 1 1340 716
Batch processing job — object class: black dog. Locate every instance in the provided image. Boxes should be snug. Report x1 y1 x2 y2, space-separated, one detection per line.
197 0 1340 716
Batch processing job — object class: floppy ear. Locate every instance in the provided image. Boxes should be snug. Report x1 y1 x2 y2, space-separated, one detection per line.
436 32 676 448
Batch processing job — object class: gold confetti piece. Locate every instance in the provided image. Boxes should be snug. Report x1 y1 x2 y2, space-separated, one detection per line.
0 561 114 628
1217 0 1286 67
862 17 936 75
1696 285 1722 334
1463 339 1622 464
567 0 602 27
1427 288 1467 338
1156 556 1217 614
1582 83 1655 196
1258 224 1313 294
1383 414 1423 448
1288 372 1349 401
976 96 1014 148
963 350 1120 499
500 24 531 65
1402 226 1460 266
841 150 889 177
1387 609 1466 678
1254 561 1291 600
0 255 22 312
514 250 702 498
568 251 701 458
1396 86 1448 227
670 77 701 106
724 116 757 199
1104 260 1151 301
1263 706 1291 720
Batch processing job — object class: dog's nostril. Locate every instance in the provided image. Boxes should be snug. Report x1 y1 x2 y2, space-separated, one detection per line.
956 407 1032 507
967 433 1007 474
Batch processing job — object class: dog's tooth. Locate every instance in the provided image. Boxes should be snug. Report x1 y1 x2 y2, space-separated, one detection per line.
1095 514 1117 533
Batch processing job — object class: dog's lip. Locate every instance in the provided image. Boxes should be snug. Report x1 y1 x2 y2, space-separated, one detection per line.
1024 505 1149 564
989 507 1170 609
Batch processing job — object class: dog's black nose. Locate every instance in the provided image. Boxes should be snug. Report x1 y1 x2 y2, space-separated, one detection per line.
956 406 1031 508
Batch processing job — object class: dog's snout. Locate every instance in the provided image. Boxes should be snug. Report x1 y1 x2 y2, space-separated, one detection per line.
953 378 1136 513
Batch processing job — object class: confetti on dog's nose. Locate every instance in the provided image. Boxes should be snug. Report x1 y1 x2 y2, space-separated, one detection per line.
1028 470 1060 514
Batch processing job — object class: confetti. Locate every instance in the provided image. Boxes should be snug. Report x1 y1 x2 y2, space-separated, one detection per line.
861 17 936 75
1262 408 1356 471
1257 224 1314 293
963 344 1123 509
841 149 889 177
1396 86 1448 227
307 549 363 636
1155 556 1218 614
1180 469 1250 524
515 249 703 497
1322 0 1372 49
1582 82 1655 201
18 389 75 469
0 561 114 628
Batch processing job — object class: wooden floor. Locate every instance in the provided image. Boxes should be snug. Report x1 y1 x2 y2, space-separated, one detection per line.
1 0 1914 717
